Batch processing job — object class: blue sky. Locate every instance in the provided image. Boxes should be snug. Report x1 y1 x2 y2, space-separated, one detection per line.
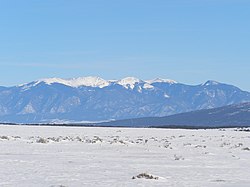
0 0 249 90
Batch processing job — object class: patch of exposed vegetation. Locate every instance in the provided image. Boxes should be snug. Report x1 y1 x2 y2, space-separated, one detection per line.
174 154 184 160
0 136 9 140
132 173 159 180
36 137 49 144
242 147 250 151
212 179 226 182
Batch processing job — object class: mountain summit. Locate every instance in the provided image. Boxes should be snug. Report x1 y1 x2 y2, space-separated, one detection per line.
19 76 177 90
1 76 250 123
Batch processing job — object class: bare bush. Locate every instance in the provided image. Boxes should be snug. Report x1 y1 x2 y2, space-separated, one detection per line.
0 136 9 140
132 173 159 180
174 154 184 160
36 137 49 144
242 147 250 151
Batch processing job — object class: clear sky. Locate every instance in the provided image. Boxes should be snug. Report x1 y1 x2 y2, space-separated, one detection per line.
0 0 249 91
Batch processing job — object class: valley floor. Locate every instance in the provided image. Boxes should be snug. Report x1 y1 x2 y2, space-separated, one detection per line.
0 125 249 187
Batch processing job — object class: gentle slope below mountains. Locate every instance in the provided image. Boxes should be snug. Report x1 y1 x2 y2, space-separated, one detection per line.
96 102 250 128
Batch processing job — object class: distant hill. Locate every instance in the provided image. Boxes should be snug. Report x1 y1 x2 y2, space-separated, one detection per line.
1 76 250 123
96 102 250 128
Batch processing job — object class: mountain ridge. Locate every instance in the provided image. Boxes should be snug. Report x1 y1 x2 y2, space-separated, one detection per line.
17 76 178 89
94 102 250 128
1 76 250 123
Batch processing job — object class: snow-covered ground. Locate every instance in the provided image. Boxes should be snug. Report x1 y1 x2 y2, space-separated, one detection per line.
0 125 249 187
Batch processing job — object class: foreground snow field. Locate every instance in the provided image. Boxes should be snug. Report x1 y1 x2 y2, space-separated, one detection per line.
0 125 249 187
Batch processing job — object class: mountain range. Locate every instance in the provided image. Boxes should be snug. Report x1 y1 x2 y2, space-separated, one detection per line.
0 76 250 124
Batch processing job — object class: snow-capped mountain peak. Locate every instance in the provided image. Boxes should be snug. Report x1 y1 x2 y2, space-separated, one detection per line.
41 78 69 86
117 77 143 89
146 78 177 84
68 76 110 88
37 76 110 88
19 76 179 90
202 80 220 86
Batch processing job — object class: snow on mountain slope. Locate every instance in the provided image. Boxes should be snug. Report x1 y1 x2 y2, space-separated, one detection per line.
18 76 111 90
41 76 110 88
18 76 177 90
146 78 177 84
202 80 220 86
117 77 143 89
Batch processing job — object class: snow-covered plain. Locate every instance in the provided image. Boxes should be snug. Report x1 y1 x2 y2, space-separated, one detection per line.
0 125 249 187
